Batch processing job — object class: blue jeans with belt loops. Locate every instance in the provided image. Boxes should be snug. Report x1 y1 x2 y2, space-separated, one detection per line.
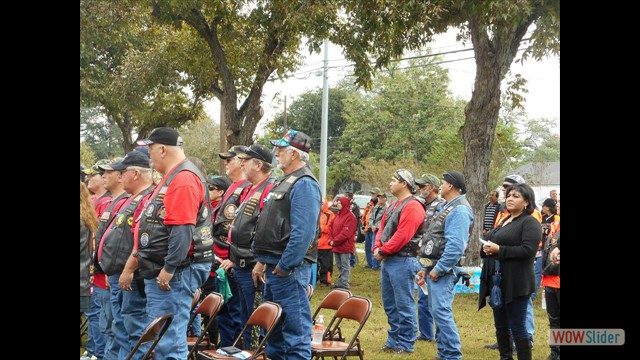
263 263 312 360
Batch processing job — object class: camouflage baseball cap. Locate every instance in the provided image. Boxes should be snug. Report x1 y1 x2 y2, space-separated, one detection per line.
415 173 441 187
97 157 124 171
82 159 111 175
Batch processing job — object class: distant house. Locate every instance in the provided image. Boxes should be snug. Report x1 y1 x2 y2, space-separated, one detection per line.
513 161 560 207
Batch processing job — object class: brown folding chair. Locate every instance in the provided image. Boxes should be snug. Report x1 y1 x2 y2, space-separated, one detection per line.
311 296 372 360
191 287 203 312
197 301 283 360
312 288 352 341
187 292 225 359
126 312 173 360
306 283 314 300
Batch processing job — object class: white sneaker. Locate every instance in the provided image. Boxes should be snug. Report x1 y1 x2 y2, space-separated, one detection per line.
80 351 89 360
89 356 98 360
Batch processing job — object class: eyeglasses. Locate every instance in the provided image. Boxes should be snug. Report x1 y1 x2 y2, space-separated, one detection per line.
208 186 219 191
502 183 510 188
224 158 234 163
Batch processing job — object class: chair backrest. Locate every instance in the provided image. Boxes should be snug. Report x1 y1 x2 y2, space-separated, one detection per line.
191 287 203 311
187 293 224 359
312 288 352 340
306 283 314 300
232 301 282 359
318 296 372 360
126 312 173 360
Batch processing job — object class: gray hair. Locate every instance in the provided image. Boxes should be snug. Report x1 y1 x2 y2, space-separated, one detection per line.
288 146 309 162
127 166 153 182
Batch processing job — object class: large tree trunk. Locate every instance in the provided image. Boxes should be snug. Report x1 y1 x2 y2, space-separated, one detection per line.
461 17 533 266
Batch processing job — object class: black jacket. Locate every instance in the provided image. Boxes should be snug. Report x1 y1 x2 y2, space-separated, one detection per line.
478 213 541 309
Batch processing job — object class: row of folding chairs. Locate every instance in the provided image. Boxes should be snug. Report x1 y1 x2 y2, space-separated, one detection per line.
121 285 371 360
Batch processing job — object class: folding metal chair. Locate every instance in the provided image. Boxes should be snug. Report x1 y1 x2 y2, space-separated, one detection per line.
187 292 225 359
311 296 372 360
197 301 283 360
125 312 173 360
311 288 352 341
306 283 315 301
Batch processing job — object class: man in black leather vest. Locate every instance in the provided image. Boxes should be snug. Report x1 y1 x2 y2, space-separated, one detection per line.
373 169 426 355
124 127 212 360
251 130 321 360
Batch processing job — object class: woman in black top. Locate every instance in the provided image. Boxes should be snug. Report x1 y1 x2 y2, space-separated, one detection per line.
479 183 541 360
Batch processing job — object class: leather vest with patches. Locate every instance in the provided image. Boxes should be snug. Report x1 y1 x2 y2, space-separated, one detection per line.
229 176 275 268
252 166 320 263
379 196 427 257
213 180 250 243
93 192 130 274
419 197 471 260
99 185 155 276
137 160 213 279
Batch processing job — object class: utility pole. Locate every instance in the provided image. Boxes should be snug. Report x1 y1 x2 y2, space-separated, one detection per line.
283 96 287 134
320 39 329 197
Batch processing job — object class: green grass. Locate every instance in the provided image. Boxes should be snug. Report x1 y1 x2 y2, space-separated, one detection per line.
310 242 551 359
81 243 551 359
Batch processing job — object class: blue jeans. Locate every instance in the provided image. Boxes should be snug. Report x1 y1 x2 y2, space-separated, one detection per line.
381 256 420 352
364 231 379 269
121 277 148 360
98 285 118 360
334 252 351 289
188 263 210 338
525 256 542 340
107 275 130 359
86 287 108 359
427 272 462 360
234 265 257 349
263 263 312 360
493 295 530 339
216 270 243 347
349 252 356 267
145 264 208 360
417 289 435 340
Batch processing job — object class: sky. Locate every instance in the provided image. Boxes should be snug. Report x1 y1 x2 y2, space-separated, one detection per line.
205 28 560 136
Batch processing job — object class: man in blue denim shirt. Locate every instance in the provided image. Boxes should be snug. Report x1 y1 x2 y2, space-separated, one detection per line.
251 130 321 360
418 171 473 360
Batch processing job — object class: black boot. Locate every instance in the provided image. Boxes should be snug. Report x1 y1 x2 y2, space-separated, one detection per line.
546 346 560 360
496 332 513 360
514 337 532 360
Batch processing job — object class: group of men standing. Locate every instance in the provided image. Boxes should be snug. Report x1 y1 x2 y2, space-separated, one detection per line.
83 127 322 360
372 169 474 360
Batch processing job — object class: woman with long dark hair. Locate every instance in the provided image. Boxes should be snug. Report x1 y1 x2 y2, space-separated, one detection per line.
479 183 541 360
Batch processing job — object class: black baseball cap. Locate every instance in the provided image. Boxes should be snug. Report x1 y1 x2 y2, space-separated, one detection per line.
236 143 273 163
136 127 183 146
109 150 151 171
219 145 248 159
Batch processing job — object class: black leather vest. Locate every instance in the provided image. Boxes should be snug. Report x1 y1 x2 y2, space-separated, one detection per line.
419 197 471 260
229 177 275 268
137 160 213 279
99 185 155 276
379 196 426 257
93 192 130 274
252 166 320 263
213 180 250 243
425 197 444 228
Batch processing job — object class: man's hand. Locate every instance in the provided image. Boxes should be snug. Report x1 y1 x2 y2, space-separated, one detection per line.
429 269 439 282
219 259 235 272
549 247 560 265
252 262 266 288
156 268 174 291
119 270 134 291
371 226 377 233
273 264 291 277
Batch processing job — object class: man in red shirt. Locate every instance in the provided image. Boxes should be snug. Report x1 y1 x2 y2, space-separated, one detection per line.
373 169 426 354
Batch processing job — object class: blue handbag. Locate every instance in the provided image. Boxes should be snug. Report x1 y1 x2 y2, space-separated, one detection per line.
488 259 504 309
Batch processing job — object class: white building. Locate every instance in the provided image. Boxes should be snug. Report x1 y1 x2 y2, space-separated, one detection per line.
513 161 560 207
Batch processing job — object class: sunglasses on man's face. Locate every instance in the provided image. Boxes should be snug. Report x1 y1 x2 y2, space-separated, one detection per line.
208 186 219 191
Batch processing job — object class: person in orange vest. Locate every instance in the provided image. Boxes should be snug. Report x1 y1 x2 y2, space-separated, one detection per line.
317 197 336 285
362 188 380 269
541 230 560 360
